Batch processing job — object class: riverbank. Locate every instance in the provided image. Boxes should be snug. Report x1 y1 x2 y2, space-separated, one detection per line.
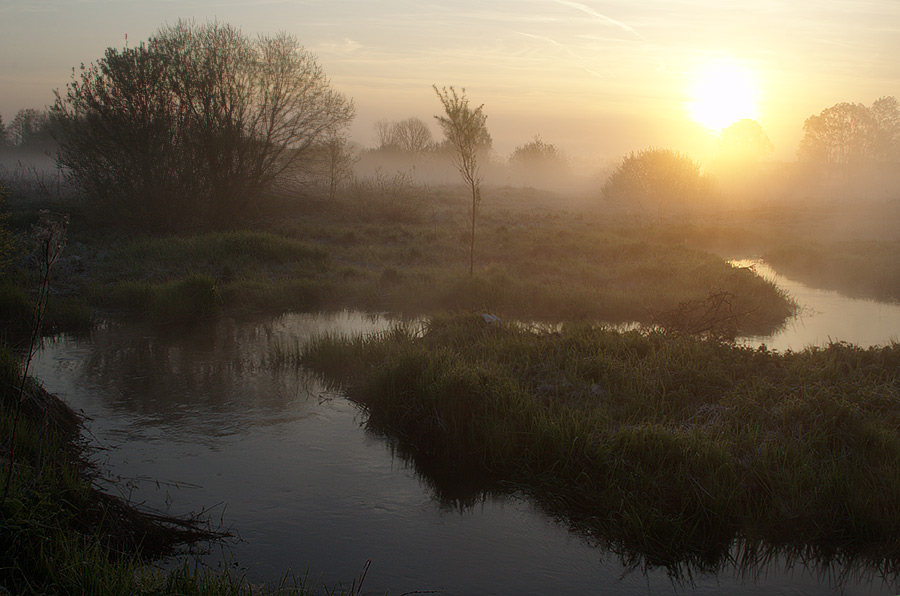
0 344 348 595
3 185 798 335
296 314 900 570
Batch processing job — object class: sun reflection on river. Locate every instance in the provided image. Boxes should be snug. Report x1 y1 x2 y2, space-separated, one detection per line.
732 258 900 351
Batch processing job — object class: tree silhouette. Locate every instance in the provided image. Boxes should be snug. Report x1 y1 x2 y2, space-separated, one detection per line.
508 135 568 185
602 148 712 220
717 119 773 163
6 108 56 153
433 85 490 276
374 117 434 155
871 96 900 162
53 21 354 231
797 97 900 167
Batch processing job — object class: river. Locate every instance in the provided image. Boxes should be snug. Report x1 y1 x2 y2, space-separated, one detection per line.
30 264 900 595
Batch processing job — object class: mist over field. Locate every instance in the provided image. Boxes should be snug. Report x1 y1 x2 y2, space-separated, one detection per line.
2 8 900 596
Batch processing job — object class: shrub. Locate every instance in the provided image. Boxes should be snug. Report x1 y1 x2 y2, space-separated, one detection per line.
601 148 713 220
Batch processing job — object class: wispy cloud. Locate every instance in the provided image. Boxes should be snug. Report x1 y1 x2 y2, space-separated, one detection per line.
317 37 363 54
517 31 610 78
551 0 646 41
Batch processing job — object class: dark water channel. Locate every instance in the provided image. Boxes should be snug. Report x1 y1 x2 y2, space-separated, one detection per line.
30 269 900 595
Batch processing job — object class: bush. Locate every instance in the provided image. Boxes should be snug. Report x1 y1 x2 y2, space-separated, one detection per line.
340 171 427 224
601 148 713 220
53 21 354 231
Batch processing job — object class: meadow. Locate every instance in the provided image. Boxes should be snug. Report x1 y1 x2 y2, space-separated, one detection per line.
2 179 900 592
4 184 800 334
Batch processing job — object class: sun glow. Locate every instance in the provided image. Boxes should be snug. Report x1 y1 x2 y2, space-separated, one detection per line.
687 61 759 131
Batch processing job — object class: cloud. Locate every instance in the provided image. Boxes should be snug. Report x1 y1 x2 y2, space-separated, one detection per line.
551 0 646 41
516 32 610 79
317 37 363 54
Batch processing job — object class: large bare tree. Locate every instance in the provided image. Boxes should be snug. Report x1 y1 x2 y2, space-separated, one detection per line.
433 85 490 276
374 117 434 155
53 21 354 230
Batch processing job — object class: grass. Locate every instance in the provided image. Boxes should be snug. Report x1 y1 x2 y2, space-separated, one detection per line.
18 188 798 332
764 239 900 301
652 199 900 303
296 314 900 571
5 181 900 585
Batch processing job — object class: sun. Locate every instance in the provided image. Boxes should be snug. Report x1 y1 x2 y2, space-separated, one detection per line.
686 61 759 131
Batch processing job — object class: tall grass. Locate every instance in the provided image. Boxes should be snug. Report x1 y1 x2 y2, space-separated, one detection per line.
298 315 900 569
20 195 797 330
765 239 900 301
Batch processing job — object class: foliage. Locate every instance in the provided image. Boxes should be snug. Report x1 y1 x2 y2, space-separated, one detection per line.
312 131 358 200
373 117 435 154
2 108 57 153
433 85 491 275
340 170 427 224
764 239 900 302
601 148 713 219
2 210 68 500
797 97 900 166
0 183 16 274
508 135 568 184
871 96 900 161
52 20 355 232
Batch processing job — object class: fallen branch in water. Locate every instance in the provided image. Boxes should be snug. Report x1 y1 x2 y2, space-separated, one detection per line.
650 290 761 341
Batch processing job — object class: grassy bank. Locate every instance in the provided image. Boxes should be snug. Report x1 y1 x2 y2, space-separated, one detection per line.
764 240 900 302
297 314 900 569
652 199 900 303
11 187 796 334
0 343 347 595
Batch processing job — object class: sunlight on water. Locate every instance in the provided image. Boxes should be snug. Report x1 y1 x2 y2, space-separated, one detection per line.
733 259 900 351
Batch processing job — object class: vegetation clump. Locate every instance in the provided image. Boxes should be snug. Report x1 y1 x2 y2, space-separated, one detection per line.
52 21 354 231
298 314 900 569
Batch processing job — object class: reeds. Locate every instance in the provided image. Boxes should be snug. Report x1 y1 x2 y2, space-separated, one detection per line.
299 315 900 568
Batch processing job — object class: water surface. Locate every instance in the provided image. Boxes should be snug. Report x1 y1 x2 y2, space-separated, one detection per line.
31 283 900 594
732 259 900 351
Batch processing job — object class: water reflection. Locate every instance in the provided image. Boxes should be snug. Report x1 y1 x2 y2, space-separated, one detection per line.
733 259 900 351
376 408 900 594
30 307 900 595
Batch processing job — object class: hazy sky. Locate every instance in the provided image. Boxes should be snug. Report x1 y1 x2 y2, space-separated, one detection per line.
1 0 898 164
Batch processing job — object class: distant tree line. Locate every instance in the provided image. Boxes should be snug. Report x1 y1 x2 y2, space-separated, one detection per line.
7 35 899 232
0 108 58 154
373 117 435 155
798 96 900 167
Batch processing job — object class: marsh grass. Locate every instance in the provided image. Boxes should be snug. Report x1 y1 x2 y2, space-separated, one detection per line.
99 274 221 323
7 187 798 330
128 231 325 267
299 314 900 568
764 240 900 301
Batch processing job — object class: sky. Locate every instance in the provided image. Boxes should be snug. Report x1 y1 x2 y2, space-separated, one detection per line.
1 0 898 165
